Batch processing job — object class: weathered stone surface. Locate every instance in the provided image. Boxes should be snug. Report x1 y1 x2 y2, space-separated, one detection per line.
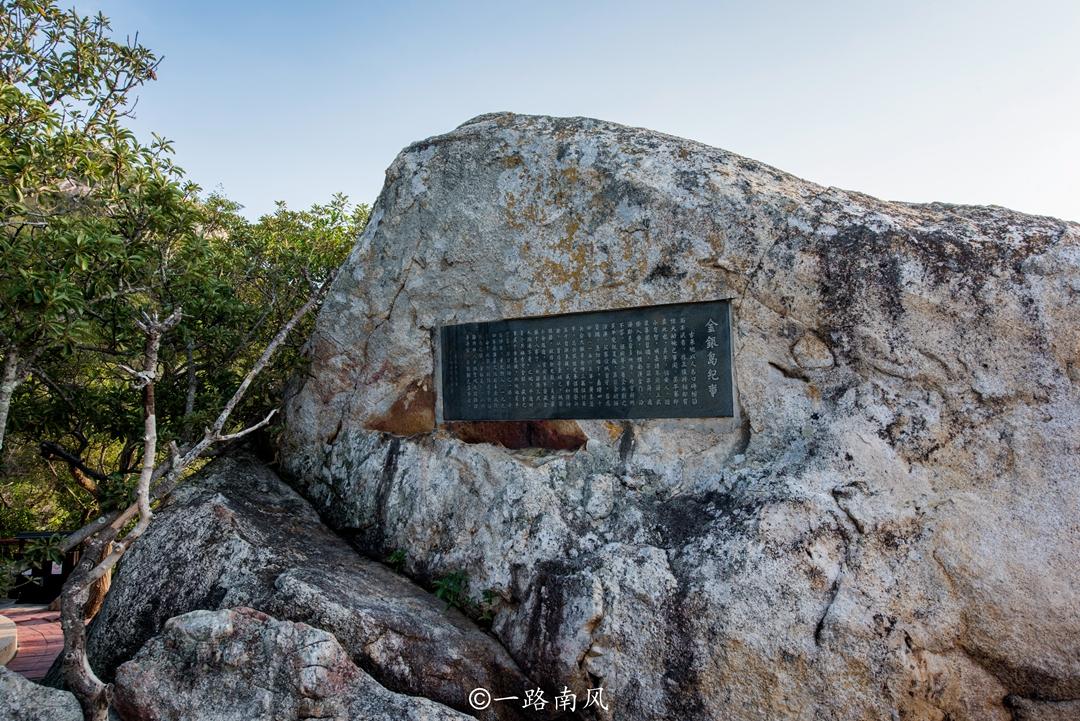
280 113 1080 720
791 331 834 369
1006 696 1080 721
60 454 536 721
0 667 81 721
112 607 472 721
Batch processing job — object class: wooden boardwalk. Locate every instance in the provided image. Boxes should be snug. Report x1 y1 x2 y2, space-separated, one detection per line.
3 605 63 681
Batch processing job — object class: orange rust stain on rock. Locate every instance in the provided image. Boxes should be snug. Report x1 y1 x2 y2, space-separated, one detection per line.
603 420 623 441
504 194 524 230
446 420 587 451
366 377 435 436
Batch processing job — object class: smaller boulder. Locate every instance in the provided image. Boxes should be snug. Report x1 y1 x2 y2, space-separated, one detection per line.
0 667 81 721
112 607 473 721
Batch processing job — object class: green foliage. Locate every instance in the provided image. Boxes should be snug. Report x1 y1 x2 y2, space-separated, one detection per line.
0 441 78 535
153 192 369 443
24 533 62 566
0 559 22 598
1 0 180 356
385 548 407 572
2 192 367 534
433 570 470 611
477 588 500 623
97 472 135 512
0 534 62 599
430 571 502 626
0 1 369 536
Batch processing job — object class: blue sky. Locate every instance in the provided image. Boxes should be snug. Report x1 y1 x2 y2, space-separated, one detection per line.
79 1 1080 221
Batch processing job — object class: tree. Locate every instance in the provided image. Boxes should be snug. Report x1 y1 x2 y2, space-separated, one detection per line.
11 193 366 536
1 3 367 717
58 278 335 720
12 189 364 716
1 0 169 453
2 1 368 539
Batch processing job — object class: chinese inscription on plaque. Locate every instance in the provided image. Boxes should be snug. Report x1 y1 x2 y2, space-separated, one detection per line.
439 300 733 421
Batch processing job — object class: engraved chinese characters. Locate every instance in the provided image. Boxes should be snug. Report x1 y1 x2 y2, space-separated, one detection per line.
440 300 733 421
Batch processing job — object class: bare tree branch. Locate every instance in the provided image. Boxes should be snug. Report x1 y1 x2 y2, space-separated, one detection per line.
217 408 277 442
39 441 110 495
60 306 180 720
57 270 337 719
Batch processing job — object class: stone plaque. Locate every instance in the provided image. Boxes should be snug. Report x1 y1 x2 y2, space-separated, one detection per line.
439 300 733 421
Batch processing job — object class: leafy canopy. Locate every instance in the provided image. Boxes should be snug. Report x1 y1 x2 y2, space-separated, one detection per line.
1 0 178 353
0 1 369 536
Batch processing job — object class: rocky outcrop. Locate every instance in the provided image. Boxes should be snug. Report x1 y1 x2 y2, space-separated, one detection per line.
0 667 81 721
280 113 1080 720
112 607 472 721
61 454 536 721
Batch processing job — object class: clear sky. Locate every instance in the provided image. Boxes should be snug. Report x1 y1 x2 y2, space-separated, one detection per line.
78 0 1080 221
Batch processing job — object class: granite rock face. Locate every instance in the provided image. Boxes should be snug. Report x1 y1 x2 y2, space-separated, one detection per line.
0 667 82 721
61 455 536 721
280 113 1080 720
112 607 472 721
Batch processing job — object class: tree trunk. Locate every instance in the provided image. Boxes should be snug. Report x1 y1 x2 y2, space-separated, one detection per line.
83 542 113 619
0 344 21 455
60 537 113 721
53 287 329 718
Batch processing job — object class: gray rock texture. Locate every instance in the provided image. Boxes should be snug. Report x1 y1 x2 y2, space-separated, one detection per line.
64 454 536 721
280 113 1080 720
112 607 472 721
0 667 81 721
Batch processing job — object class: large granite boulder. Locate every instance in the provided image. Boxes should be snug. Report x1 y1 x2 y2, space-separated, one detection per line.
280 113 1080 720
59 454 536 721
112 607 472 721
0 667 81 721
